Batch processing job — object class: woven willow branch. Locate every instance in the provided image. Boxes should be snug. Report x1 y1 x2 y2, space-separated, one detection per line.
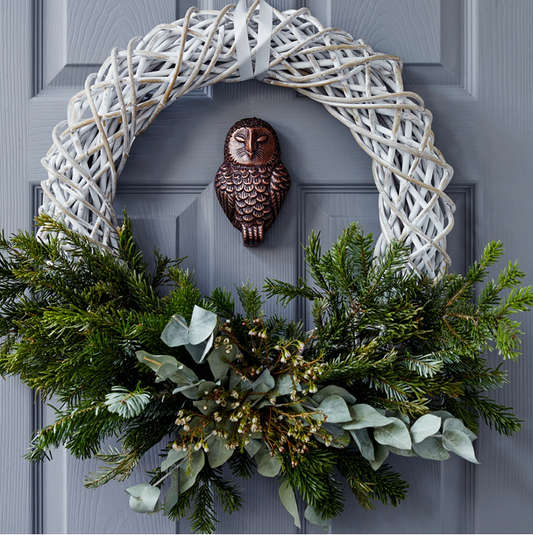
38 1 455 278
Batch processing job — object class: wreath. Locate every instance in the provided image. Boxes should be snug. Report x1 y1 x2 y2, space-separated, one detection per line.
1 2 531 533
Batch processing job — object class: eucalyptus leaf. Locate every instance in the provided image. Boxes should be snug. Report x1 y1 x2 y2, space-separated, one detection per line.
330 429 351 448
160 314 190 347
188 305 218 345
136 351 177 373
126 483 161 514
255 446 282 477
349 428 375 461
412 437 450 460
323 422 346 436
255 399 274 409
410 414 442 443
244 438 262 458
156 362 180 381
317 395 352 424
179 450 205 492
342 404 393 430
387 445 417 457
154 360 198 385
207 344 238 382
369 443 389 470
206 436 234 468
163 470 180 513
394 412 410 425
313 385 356 405
197 381 218 395
161 447 189 472
442 429 480 464
431 410 455 421
278 480 301 528
192 399 218 415
374 418 412 450
148 499 162 515
304 505 330 529
273 374 293 396
230 369 252 391
252 368 275 390
443 418 477 441
185 332 214 364
181 386 202 399
172 383 200 395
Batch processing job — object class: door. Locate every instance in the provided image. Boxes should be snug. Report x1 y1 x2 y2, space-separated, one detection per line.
1 0 531 533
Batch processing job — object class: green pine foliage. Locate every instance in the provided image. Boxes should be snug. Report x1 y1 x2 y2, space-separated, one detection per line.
1 216 531 532
0 214 203 469
265 223 533 433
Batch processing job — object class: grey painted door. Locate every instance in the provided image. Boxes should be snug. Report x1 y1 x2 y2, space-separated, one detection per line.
1 0 532 533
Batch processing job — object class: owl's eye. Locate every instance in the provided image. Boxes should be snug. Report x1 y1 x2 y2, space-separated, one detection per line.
257 135 268 142
235 134 246 143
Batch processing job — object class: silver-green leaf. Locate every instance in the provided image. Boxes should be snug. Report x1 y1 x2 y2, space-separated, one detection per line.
349 428 375 461
255 446 282 477
252 369 276 392
443 418 477 441
410 414 442 443
163 470 180 513
273 374 293 396
179 450 205 492
313 385 356 405
279 480 301 528
370 443 389 470
342 404 393 430
442 429 480 464
126 483 161 514
206 436 234 468
188 306 218 345
387 445 417 457
207 344 238 381
160 315 190 347
304 505 330 529
185 332 215 364
136 351 177 373
317 395 352 424
161 447 188 472
374 418 412 450
244 438 262 458
413 437 450 460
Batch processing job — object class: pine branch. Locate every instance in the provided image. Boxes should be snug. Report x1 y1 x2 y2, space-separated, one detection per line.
236 280 264 319
228 451 255 480
282 449 345 520
85 447 145 488
336 451 408 509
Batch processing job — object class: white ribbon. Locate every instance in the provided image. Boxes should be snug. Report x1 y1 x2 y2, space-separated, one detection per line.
234 0 273 81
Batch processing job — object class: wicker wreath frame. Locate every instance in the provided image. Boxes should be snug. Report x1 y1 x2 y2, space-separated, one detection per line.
37 1 455 278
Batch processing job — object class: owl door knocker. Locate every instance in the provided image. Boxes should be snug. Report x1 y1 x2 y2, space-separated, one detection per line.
215 117 291 246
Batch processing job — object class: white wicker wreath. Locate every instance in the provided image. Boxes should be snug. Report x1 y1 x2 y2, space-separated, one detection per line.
38 1 455 278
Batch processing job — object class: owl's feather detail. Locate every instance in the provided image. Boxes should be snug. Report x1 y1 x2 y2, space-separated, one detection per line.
214 118 291 246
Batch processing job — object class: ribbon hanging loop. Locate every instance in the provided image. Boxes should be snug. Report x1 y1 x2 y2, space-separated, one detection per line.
234 0 273 81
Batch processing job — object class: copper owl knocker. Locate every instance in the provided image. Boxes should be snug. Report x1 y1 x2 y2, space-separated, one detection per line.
215 118 291 246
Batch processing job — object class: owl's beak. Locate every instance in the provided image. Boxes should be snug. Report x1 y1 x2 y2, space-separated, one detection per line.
246 138 256 158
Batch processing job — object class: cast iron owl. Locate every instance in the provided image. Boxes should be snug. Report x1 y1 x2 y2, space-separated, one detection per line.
215 117 291 246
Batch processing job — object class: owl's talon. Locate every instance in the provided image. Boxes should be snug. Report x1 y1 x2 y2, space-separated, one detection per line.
242 225 263 246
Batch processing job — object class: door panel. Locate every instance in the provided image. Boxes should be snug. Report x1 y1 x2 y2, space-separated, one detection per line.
7 0 532 533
